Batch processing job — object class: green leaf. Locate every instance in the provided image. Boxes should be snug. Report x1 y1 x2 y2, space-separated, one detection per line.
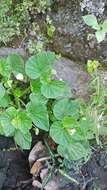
25 51 55 79
0 123 5 135
41 80 71 99
58 142 91 161
87 60 99 73
83 15 99 29
31 79 41 93
47 25 55 38
102 20 107 33
6 54 25 75
0 95 10 108
0 83 5 100
14 130 31 149
95 30 106 43
0 58 11 78
0 111 15 136
50 121 72 146
0 107 32 149
79 117 94 140
6 107 17 118
0 107 17 137
12 111 32 134
50 119 85 146
53 98 80 120
30 93 47 105
62 116 77 129
26 101 49 131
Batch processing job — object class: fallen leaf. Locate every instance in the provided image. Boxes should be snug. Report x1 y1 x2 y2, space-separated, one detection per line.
30 161 43 176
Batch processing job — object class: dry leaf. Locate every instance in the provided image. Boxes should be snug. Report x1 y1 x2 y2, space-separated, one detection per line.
30 161 43 176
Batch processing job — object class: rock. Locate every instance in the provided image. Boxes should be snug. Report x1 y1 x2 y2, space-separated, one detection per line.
0 47 27 58
28 141 48 167
44 178 59 190
80 0 106 16
32 180 42 188
50 0 107 64
54 57 90 98
0 172 6 190
40 168 48 180
0 149 32 190
43 174 79 190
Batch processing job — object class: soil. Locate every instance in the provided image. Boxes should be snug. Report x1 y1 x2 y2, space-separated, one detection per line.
1 135 107 190
0 136 34 190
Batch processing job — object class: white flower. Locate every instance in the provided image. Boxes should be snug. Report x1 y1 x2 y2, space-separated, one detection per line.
59 78 63 81
16 73 24 81
51 69 57 75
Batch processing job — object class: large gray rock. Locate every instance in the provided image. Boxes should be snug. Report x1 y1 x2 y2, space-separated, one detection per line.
51 0 107 64
0 47 27 58
54 57 90 97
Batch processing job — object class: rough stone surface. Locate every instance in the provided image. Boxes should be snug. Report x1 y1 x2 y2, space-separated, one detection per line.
51 0 107 64
54 57 90 97
0 48 27 58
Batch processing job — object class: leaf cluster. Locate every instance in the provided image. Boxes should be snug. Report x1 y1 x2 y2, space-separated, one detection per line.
0 51 106 162
83 14 107 43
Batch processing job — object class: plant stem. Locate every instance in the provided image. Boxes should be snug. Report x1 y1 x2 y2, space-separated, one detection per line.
59 169 79 185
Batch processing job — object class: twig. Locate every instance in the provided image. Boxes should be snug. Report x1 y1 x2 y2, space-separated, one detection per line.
37 154 59 162
59 169 79 185
82 177 94 190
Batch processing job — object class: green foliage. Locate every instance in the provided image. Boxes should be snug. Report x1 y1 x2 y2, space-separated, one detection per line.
41 80 71 99
0 83 5 100
0 0 53 45
46 15 55 38
25 51 55 79
50 99 92 161
0 51 106 162
87 60 99 74
0 107 32 149
83 14 107 43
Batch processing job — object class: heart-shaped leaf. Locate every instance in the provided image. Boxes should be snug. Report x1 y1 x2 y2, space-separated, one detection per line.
6 54 25 75
14 130 31 149
12 111 32 134
83 15 99 29
25 51 55 79
30 93 47 105
50 121 74 146
0 108 16 136
58 142 91 161
41 80 71 99
26 101 49 131
53 98 80 120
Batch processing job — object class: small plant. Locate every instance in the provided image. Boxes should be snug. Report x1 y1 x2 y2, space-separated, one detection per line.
83 14 107 43
0 51 106 162
46 15 55 38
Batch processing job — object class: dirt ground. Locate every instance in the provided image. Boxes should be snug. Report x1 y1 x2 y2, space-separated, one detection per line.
1 135 107 190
